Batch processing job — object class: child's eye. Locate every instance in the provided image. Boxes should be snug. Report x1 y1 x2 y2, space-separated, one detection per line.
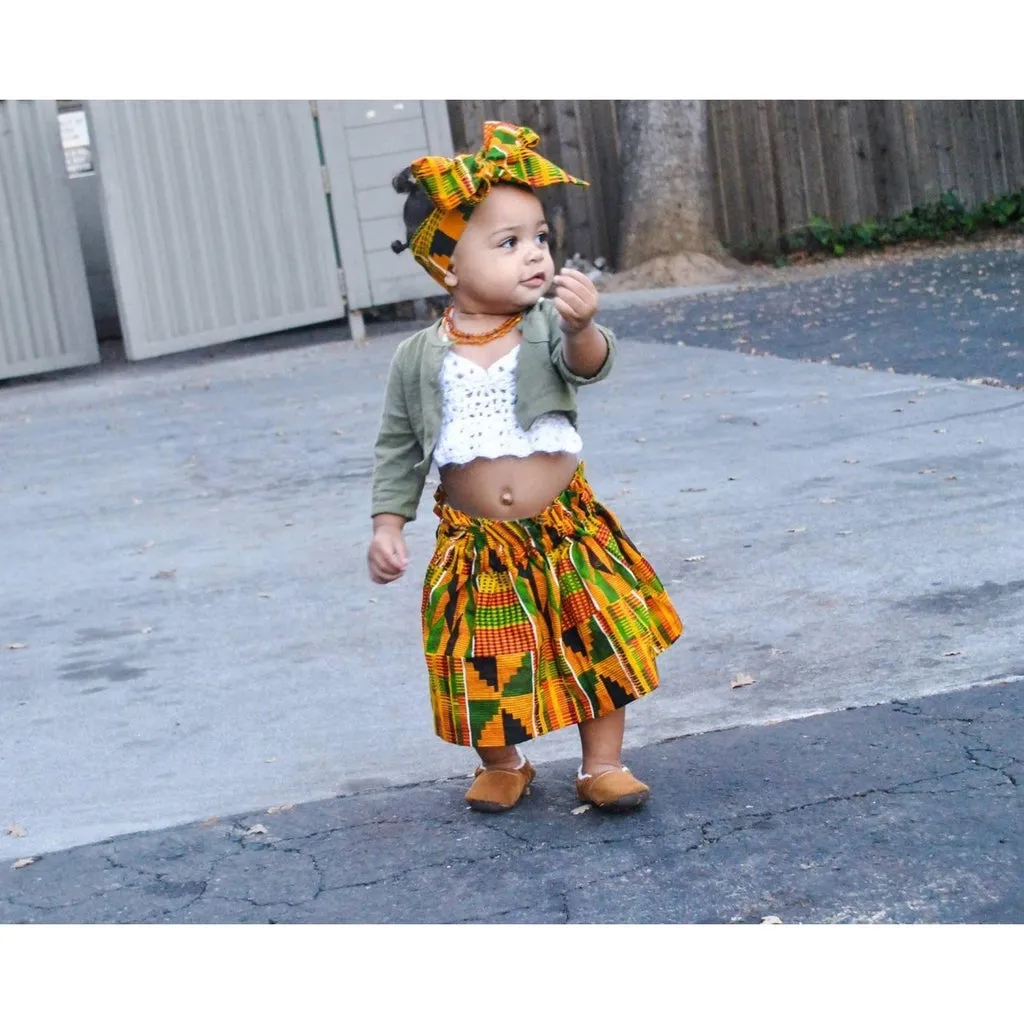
499 236 518 249
537 231 550 246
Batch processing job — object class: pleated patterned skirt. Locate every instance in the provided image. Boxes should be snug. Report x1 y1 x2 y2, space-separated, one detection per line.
421 463 683 748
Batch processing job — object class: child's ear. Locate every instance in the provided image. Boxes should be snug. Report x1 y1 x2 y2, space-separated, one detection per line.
443 266 458 289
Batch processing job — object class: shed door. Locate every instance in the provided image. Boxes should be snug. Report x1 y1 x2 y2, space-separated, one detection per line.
87 101 346 361
316 100 454 309
0 101 99 381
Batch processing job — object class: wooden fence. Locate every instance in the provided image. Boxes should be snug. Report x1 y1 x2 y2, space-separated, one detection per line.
708 100 1024 254
449 100 1024 266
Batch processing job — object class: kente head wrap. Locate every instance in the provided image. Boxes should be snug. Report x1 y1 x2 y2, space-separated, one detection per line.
392 121 588 290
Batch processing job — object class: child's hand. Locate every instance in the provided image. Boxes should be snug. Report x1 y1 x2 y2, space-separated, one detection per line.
553 267 600 334
368 524 409 584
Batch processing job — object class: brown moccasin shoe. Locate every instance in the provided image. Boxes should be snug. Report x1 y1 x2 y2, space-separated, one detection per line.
575 766 649 811
465 759 536 813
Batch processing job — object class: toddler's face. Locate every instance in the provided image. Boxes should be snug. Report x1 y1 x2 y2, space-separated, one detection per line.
448 185 554 310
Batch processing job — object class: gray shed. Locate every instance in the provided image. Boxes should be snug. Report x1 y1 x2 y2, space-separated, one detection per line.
1 100 454 381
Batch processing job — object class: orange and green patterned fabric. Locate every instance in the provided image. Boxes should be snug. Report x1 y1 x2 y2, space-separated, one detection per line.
421 465 683 748
408 121 588 290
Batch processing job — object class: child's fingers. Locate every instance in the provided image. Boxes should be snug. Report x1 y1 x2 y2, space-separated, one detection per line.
555 269 598 300
369 556 405 584
553 296 580 323
368 539 407 583
555 281 597 321
389 536 409 569
557 266 592 288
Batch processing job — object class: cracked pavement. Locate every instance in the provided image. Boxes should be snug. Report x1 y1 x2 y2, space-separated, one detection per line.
2 242 1023 922
2 680 1020 923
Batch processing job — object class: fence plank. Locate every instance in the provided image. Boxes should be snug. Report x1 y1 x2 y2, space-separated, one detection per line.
742 101 779 247
949 101 978 207
1000 102 1024 191
980 101 1006 197
552 101 594 260
816 101 848 223
881 102 912 217
794 101 830 223
706 100 732 244
930 102 956 197
768 101 808 235
847 101 877 222
576 100 620 263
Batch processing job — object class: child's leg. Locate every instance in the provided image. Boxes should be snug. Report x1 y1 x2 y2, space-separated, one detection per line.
578 707 626 776
576 707 649 809
476 745 525 771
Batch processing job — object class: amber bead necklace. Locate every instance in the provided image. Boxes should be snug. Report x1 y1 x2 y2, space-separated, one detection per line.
443 306 524 346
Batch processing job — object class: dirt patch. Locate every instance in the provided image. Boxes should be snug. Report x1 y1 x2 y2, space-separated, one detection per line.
596 229 1024 295
596 251 745 292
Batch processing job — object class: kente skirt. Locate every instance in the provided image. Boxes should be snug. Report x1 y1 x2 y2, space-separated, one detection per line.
422 463 683 748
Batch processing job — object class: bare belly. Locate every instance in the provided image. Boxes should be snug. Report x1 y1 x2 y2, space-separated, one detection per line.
439 452 579 520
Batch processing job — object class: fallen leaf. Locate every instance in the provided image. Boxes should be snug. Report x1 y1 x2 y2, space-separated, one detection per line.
843 458 860 465
152 569 176 580
919 468 937 475
267 805 294 815
683 555 706 563
943 651 963 657
244 824 268 836
140 627 153 635
12 858 35 870
837 530 853 536
945 475 958 482
819 497 838 504
5 643 27 651
258 592 271 599
200 816 219 828
787 526 807 534
731 673 756 689
5 825 27 838
761 915 783 925
264 757 278 764
570 805 591 816
934 428 948 434
635 436 647 444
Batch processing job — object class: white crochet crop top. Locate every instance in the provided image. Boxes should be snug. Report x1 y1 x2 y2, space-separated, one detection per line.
433 345 583 467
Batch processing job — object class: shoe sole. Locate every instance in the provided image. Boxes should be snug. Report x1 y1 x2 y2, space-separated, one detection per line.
466 799 517 813
587 791 649 812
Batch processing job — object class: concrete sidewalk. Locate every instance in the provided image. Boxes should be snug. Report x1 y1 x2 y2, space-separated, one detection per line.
2 253 1023 879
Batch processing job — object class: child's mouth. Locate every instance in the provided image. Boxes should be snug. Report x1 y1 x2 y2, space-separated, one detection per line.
522 274 547 287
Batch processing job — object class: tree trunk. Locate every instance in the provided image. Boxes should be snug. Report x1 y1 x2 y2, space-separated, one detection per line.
616 100 717 269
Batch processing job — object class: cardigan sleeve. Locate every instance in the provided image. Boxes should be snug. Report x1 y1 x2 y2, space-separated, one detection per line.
370 341 428 521
543 298 617 386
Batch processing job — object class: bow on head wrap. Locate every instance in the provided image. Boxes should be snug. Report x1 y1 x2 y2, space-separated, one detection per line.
398 121 588 290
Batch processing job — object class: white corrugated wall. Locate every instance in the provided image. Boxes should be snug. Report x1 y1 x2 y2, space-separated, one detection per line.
0 100 99 381
87 101 347 361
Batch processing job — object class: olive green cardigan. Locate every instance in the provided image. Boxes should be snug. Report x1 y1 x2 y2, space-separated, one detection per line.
371 298 617 521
